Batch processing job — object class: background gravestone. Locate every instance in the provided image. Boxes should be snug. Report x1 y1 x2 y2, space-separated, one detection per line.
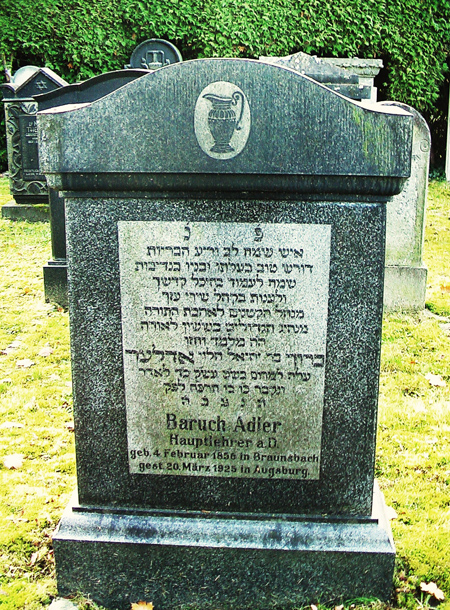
380 101 430 310
1 65 67 221
34 69 150 307
259 52 372 100
38 58 412 610
261 55 427 311
322 57 383 102
126 38 182 69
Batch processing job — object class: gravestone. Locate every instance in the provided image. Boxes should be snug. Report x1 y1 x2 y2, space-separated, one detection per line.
321 57 383 102
34 69 150 307
38 59 412 610
380 102 430 310
127 38 182 69
1 65 67 220
259 52 372 100
262 55 427 311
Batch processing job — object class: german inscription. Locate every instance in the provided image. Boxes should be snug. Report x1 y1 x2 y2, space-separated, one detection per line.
119 221 331 479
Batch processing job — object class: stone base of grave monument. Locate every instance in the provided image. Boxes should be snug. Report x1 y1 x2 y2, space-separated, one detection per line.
43 261 68 307
384 265 427 311
1 200 49 222
53 482 395 610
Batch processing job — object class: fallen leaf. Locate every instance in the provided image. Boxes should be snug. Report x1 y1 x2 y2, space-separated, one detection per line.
6 515 28 523
0 421 24 429
1 340 22 355
131 603 154 610
440 284 450 293
24 398 37 410
3 454 24 469
425 373 446 387
38 346 53 357
16 359 35 368
30 551 39 565
420 581 445 601
311 605 318 610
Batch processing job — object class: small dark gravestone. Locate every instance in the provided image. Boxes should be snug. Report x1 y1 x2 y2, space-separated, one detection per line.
1 65 67 220
38 59 412 610
127 38 182 69
34 69 150 307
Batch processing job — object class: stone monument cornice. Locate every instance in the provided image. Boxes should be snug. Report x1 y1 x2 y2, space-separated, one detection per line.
38 58 412 195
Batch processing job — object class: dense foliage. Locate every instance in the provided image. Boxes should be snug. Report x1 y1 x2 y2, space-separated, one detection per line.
1 0 450 171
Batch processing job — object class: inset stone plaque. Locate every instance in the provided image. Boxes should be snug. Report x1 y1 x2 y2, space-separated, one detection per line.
119 221 331 480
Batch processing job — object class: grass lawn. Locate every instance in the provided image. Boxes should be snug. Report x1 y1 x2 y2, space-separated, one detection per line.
0 177 449 610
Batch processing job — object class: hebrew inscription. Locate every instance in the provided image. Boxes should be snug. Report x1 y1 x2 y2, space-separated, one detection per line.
119 221 331 479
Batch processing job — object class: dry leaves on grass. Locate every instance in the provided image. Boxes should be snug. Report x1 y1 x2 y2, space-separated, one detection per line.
3 454 24 469
16 358 35 368
421 581 445 601
425 373 446 387
0 340 22 355
0 421 24 429
38 346 54 357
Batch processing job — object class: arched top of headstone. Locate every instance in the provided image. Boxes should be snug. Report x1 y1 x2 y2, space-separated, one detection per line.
127 39 182 70
1 65 67 100
38 58 412 196
35 69 151 111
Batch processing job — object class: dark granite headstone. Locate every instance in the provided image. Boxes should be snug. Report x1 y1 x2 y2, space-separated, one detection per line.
127 38 182 69
38 59 412 609
1 65 67 217
34 69 150 307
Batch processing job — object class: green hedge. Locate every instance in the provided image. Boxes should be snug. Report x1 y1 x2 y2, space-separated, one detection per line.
1 0 450 171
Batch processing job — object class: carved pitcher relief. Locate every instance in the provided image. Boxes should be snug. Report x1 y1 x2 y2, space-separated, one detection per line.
194 81 251 160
